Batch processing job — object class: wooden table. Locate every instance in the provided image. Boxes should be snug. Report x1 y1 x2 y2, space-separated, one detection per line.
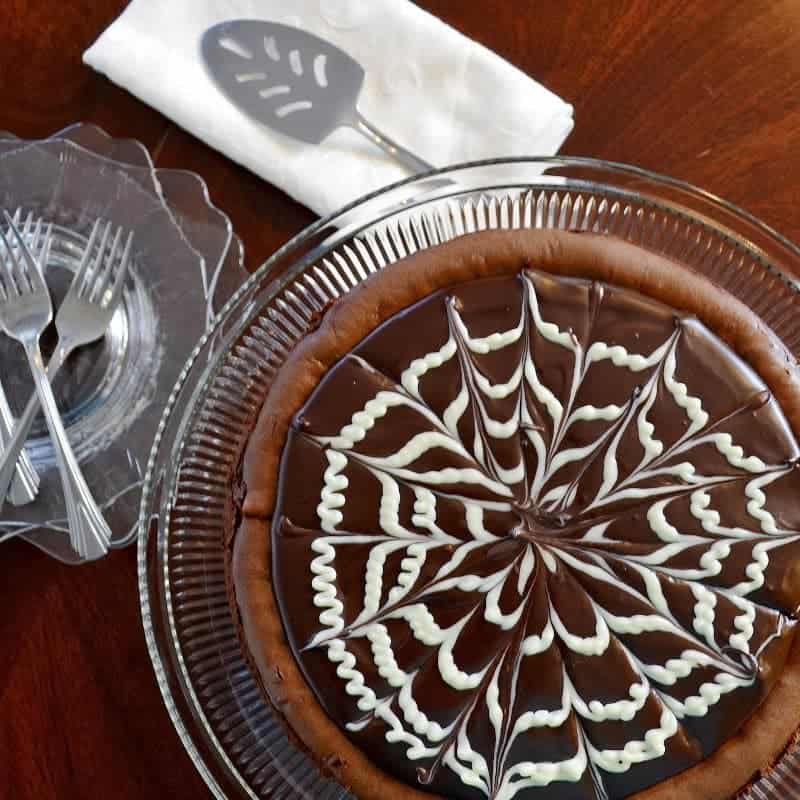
1 1 798 798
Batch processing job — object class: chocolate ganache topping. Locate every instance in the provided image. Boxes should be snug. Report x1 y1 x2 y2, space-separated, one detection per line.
270 270 800 800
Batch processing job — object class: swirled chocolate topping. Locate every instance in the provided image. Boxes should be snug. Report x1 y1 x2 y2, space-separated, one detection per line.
271 269 800 800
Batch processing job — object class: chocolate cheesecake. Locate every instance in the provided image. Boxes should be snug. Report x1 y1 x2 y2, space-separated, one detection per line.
230 230 800 800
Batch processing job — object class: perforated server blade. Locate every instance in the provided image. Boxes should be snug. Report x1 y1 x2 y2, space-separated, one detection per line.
202 19 433 174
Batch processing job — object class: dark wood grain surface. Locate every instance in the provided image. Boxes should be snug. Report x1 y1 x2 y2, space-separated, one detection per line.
1 1 798 798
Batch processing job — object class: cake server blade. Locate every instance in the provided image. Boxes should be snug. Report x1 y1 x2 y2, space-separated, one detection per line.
201 20 434 174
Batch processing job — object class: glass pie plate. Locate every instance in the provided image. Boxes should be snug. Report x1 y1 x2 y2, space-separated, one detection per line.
139 158 800 800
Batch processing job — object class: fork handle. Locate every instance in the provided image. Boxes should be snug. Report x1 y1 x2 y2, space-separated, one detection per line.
0 383 39 506
0 345 68 507
23 342 111 560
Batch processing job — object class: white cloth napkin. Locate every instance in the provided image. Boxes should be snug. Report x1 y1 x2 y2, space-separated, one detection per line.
84 0 574 217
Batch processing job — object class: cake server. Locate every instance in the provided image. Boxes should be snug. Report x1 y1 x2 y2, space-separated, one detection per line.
201 20 434 174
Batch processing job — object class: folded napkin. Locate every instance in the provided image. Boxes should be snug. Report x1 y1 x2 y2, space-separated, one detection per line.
84 0 574 217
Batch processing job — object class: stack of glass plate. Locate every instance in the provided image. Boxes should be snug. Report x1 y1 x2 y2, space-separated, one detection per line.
0 123 245 562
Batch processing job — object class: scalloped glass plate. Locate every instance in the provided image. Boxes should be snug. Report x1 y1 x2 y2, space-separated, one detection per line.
139 158 800 799
0 123 246 563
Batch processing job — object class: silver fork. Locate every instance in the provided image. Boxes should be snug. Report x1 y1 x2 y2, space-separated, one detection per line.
0 214 121 560
0 219 133 516
0 211 45 505
0 379 39 505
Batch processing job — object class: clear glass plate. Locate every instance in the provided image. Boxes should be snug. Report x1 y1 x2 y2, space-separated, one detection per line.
0 123 246 563
139 158 800 799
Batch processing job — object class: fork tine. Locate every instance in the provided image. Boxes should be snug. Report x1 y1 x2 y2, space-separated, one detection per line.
9 208 25 238
66 219 102 302
19 210 33 240
81 220 112 298
4 211 46 294
29 216 42 251
1 212 20 283
91 225 123 304
0 222 9 299
19 213 36 285
30 224 53 291
0 251 8 300
41 222 54 269
21 219 39 292
21 212 52 269
107 230 134 309
27 218 44 279
3 211 30 280
0 220 22 297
